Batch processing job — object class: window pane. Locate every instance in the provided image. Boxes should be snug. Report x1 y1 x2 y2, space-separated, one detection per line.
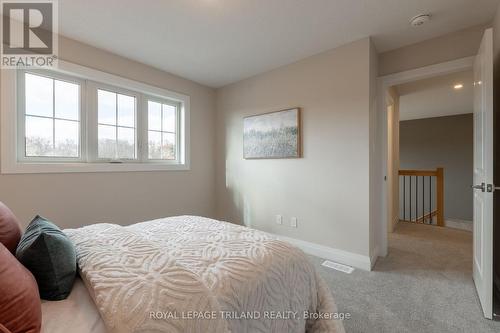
25 116 53 156
117 94 135 127
162 132 176 160
148 101 161 131
55 120 79 157
55 80 79 120
148 131 161 159
98 125 116 159
98 90 116 125
117 127 135 159
25 73 53 117
162 104 176 133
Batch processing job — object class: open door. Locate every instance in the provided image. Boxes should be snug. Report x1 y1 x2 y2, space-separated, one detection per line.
472 28 494 319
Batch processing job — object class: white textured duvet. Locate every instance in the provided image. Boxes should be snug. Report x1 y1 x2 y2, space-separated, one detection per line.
65 216 344 333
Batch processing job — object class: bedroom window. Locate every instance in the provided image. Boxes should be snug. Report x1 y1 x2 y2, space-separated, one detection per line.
97 89 137 160
147 100 179 160
21 72 82 160
3 62 190 173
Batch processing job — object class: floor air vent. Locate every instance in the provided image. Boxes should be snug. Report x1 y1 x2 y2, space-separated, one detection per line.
321 260 354 274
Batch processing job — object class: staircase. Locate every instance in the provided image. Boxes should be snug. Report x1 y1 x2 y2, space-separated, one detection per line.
399 168 444 226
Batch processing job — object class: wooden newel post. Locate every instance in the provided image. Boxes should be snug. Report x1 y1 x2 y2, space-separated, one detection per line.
436 167 444 226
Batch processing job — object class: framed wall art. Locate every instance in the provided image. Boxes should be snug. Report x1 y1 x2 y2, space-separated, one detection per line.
243 108 301 159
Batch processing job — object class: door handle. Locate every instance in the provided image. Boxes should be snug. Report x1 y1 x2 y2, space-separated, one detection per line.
471 183 486 192
486 184 500 192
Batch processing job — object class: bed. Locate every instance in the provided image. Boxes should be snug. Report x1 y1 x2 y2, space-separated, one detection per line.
44 216 344 333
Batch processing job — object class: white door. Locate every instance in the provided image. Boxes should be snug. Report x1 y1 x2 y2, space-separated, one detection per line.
472 28 494 320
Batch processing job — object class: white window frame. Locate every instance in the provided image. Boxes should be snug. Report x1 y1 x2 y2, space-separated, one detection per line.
17 69 86 163
89 82 140 163
0 60 190 174
144 95 182 163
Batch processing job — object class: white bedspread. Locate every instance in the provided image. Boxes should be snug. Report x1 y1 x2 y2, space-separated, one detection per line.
65 216 344 333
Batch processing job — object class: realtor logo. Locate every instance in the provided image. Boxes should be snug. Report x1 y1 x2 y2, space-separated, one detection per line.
1 0 58 68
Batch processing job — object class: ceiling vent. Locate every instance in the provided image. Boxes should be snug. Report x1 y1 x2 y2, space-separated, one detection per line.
410 14 431 27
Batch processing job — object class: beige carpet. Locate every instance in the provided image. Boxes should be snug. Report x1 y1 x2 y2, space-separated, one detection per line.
311 222 500 333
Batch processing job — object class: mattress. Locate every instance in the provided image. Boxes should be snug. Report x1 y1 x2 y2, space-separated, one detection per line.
41 277 107 333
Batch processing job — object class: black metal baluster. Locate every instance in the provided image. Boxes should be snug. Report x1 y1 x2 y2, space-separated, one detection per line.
429 176 432 224
410 176 412 222
403 176 406 221
416 176 419 223
422 176 425 223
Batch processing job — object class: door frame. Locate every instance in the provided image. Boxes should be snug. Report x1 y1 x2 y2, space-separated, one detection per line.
377 56 475 257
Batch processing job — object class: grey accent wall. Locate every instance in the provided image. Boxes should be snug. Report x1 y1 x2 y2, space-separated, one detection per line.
399 114 473 221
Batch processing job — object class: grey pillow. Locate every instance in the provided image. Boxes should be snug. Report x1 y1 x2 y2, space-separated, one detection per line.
16 215 77 301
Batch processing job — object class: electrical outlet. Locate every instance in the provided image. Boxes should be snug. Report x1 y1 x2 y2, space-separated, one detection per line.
276 215 283 225
290 217 298 228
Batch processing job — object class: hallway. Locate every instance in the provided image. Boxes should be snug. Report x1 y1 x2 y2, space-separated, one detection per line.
312 222 500 332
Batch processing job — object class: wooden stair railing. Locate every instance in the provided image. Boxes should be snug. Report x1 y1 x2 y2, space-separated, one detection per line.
398 168 444 227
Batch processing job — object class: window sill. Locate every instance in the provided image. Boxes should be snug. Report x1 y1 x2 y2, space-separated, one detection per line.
0 161 190 174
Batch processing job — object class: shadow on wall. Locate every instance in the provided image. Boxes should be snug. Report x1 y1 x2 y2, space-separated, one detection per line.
219 157 248 227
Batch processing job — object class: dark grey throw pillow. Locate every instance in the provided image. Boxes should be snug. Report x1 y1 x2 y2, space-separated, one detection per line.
16 215 76 301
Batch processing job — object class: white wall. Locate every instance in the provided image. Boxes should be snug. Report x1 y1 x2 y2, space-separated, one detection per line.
379 24 487 76
215 38 375 260
0 36 217 229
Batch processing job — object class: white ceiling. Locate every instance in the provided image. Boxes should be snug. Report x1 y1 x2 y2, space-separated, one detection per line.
396 70 473 121
58 0 499 87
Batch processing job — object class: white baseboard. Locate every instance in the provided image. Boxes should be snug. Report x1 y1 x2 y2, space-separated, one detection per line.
272 233 373 271
445 219 472 232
